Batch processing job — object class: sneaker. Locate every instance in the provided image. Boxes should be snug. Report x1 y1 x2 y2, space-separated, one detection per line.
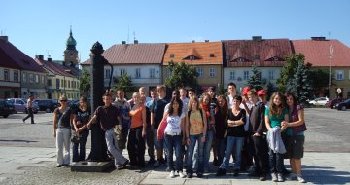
277 173 284 182
297 174 306 183
117 160 129 169
56 164 62 167
153 160 160 167
259 175 267 181
22 119 25 123
271 173 277 182
187 173 193 178
169 170 175 178
178 171 186 178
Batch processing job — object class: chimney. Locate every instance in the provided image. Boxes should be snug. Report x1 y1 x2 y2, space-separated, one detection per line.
134 40 138 44
0 36 8 42
205 40 209 42
122 41 126 45
192 40 195 43
35 55 44 60
311 37 326 41
48 57 52 62
252 36 262 41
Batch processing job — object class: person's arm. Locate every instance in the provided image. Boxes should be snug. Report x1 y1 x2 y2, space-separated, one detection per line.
265 115 272 131
281 112 290 131
287 109 304 127
72 113 79 132
86 115 97 129
255 105 266 136
201 110 207 142
142 107 147 138
186 114 191 145
53 111 58 137
150 112 155 128
129 106 137 116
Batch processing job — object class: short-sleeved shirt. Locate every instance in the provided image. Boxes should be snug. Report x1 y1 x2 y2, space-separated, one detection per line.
54 107 73 129
164 115 182 135
264 107 288 128
151 98 168 129
75 107 91 126
113 99 131 128
130 106 144 129
94 105 120 131
226 109 246 137
189 110 204 135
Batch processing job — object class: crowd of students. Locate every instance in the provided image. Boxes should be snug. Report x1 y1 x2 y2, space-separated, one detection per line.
52 83 307 183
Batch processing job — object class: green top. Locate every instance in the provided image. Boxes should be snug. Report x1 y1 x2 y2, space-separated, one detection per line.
264 107 288 128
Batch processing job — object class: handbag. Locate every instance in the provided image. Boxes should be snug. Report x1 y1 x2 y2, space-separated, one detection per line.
157 114 168 140
71 131 81 144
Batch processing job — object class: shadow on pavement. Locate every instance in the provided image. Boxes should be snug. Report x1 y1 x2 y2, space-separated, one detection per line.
303 165 350 184
0 139 38 143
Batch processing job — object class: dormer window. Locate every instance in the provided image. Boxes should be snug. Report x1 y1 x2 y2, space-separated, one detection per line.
209 54 215 57
170 54 175 58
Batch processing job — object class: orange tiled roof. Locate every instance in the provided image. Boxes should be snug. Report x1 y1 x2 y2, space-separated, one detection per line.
163 42 223 65
292 39 350 67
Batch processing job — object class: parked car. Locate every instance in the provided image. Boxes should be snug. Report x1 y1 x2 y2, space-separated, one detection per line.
325 98 344 109
6 98 39 114
335 99 350 111
308 97 329 106
34 99 59 113
0 99 16 118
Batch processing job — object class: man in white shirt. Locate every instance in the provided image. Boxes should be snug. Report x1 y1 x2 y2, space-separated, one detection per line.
22 94 35 124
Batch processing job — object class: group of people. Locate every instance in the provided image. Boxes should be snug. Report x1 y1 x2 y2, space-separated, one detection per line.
52 83 307 183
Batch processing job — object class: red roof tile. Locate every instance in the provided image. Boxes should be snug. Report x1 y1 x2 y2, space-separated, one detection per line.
35 58 75 77
0 39 46 73
163 42 223 65
82 43 165 65
223 39 293 67
0 48 21 69
292 39 350 67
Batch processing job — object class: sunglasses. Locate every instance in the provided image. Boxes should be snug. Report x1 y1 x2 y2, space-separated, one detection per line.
60 100 67 102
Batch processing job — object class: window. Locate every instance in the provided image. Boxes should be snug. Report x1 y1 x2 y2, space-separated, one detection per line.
335 70 344 80
29 74 34 83
268 70 275 80
22 72 26 83
120 68 126 76
105 69 111 79
135 68 141 78
35 75 39 83
61 79 64 88
150 68 156 78
64 80 67 88
196 67 203 77
56 79 60 89
209 68 216 77
4 69 9 81
243 71 249 80
229 71 235 80
48 79 52 86
209 54 215 57
41 75 45 84
14 71 18 82
68 80 71 88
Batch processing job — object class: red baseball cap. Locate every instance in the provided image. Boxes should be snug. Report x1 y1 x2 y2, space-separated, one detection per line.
242 86 251 96
257 89 266 96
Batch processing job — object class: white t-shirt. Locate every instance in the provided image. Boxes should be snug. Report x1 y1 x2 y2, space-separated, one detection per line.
164 115 182 135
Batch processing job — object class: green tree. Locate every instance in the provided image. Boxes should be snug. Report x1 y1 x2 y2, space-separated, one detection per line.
247 65 263 91
309 69 332 97
266 82 277 101
79 69 90 97
286 58 312 104
276 54 301 92
165 61 198 90
113 73 135 94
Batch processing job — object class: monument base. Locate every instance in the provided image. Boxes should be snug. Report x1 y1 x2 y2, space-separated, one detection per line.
71 161 114 172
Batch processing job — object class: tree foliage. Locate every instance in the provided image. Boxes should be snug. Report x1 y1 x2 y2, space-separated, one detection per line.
113 73 135 94
309 69 332 97
247 65 263 91
284 54 312 103
79 69 90 97
165 61 198 90
276 54 301 92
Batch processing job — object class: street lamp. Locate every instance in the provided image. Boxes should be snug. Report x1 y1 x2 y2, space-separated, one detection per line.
329 45 334 98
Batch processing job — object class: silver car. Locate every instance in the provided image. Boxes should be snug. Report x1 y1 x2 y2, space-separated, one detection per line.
6 98 39 114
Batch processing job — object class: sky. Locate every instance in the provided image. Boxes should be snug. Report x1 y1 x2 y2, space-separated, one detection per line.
1 0 350 62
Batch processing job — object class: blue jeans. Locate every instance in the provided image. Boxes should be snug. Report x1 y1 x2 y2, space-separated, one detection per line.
269 149 284 173
220 136 244 170
187 134 204 174
72 129 89 162
203 130 214 170
164 134 183 171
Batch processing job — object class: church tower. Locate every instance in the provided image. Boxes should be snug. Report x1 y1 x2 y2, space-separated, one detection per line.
64 26 79 68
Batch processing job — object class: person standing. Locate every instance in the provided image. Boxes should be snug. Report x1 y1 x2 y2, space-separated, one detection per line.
284 92 307 183
72 96 91 162
22 94 35 124
158 96 186 178
226 82 237 108
265 92 289 182
216 95 246 176
87 92 129 169
53 95 74 167
128 93 147 167
214 95 228 166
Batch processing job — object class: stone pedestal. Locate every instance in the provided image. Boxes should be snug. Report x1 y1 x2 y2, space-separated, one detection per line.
71 161 114 172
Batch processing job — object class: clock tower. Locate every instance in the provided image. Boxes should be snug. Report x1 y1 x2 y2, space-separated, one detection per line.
64 26 79 68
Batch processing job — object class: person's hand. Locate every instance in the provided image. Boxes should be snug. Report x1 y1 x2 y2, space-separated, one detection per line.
253 133 261 137
87 123 91 129
201 135 206 143
53 129 56 138
142 129 146 138
186 138 191 145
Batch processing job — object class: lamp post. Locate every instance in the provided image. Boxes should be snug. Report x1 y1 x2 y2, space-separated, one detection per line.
328 45 334 98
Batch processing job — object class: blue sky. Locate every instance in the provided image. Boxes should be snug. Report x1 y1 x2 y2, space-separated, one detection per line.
1 0 349 62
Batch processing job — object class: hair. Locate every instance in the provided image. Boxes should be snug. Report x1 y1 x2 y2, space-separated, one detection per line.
285 92 298 111
233 95 242 103
172 90 180 98
168 96 183 117
217 95 228 116
269 92 286 116
103 91 112 98
247 89 258 96
227 82 236 89
188 97 200 112
79 96 88 109
200 92 212 105
156 85 166 92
